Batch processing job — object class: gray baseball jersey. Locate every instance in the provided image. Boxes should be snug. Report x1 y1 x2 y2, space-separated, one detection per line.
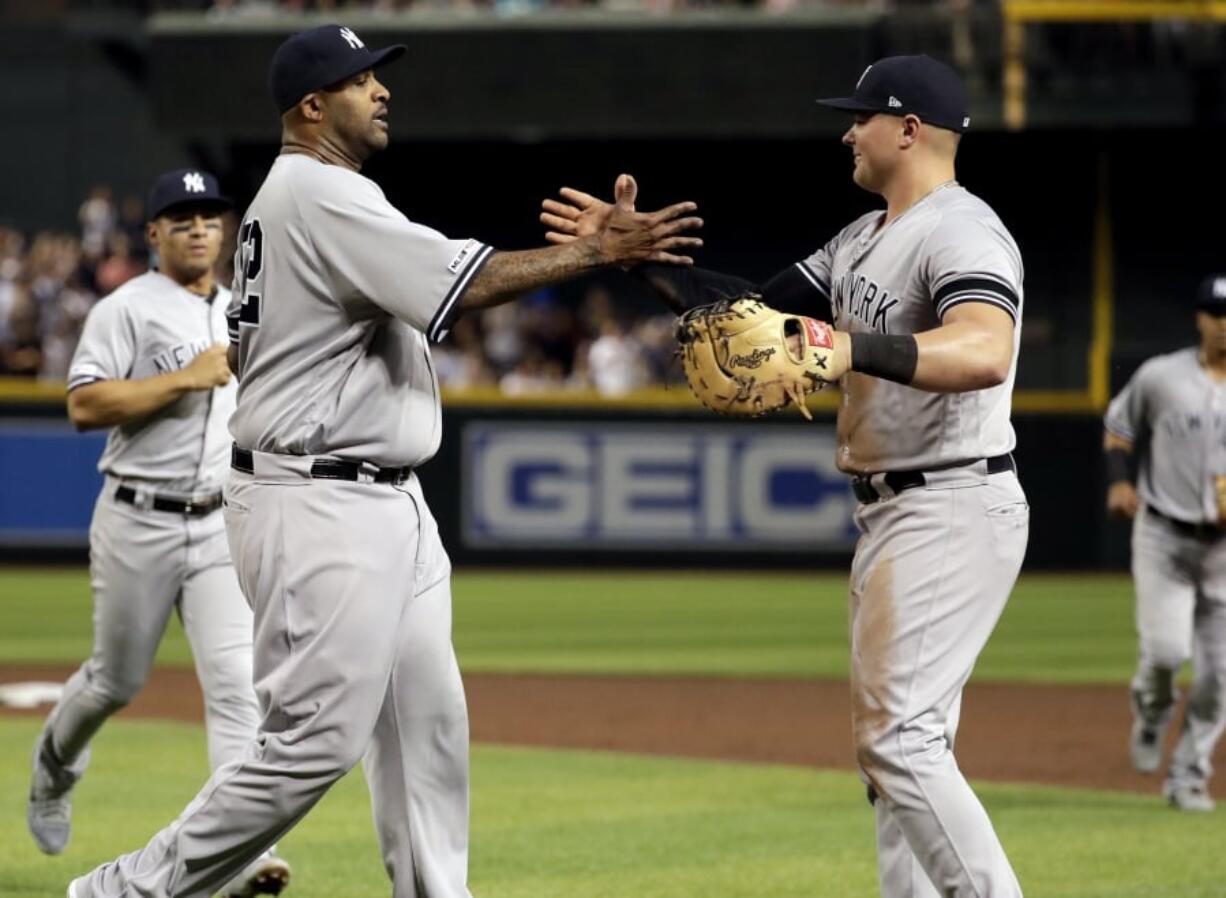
800 184 1029 898
34 269 259 862
74 153 485 898
798 184 1024 474
68 271 236 493
226 153 493 468
1104 348 1226 801
1104 348 1226 524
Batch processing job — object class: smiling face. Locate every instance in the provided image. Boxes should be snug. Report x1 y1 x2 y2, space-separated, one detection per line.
317 68 391 161
146 207 224 284
841 112 904 194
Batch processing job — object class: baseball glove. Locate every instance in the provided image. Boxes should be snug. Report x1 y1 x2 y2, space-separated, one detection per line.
676 295 840 419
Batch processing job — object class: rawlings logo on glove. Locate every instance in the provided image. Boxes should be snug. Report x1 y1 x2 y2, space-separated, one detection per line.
676 295 846 419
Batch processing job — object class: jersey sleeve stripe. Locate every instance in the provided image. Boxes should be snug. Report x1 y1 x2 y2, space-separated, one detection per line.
1104 420 1136 441
66 374 104 391
933 276 1019 313
795 261 830 298
427 243 494 344
936 294 1018 322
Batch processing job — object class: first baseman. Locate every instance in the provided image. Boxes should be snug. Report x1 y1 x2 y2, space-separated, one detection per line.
545 53 1028 898
68 24 700 898
31 169 290 897
1104 273 1226 812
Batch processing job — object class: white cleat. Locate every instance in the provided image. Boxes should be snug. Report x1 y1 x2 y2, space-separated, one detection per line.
27 735 83 855
1129 690 1172 775
1165 783 1216 813
1130 719 1165 774
220 853 292 898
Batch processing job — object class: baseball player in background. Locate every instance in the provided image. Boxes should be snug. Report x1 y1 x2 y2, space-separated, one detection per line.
1104 274 1226 813
68 24 701 898
31 170 290 897
545 54 1029 898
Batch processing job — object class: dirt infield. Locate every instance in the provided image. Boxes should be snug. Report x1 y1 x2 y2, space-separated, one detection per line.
2 664 1218 796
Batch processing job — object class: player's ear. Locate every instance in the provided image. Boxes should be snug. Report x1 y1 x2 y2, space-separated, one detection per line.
899 114 922 148
298 92 326 123
144 220 159 251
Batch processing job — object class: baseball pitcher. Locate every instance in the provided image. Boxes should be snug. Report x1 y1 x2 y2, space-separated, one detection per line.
30 170 289 897
1104 273 1226 812
68 24 701 898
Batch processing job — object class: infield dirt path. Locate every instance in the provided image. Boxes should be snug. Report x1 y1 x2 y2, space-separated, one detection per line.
2 664 1218 796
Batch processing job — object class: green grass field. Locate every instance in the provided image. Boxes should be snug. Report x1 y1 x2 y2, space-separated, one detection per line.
2 717 1225 898
4 567 1225 896
2 568 1137 682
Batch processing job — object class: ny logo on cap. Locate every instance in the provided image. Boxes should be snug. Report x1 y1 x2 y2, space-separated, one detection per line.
1214 278 1226 299
182 172 206 193
856 65 872 89
339 27 364 50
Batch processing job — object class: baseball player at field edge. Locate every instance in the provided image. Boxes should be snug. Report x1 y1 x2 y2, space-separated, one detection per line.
544 54 1028 898
67 24 701 898
31 169 290 898
1104 273 1226 813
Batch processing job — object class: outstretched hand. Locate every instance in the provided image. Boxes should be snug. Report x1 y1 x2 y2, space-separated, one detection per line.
540 174 702 266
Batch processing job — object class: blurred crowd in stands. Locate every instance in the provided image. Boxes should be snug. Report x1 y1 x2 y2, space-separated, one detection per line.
62 0 980 17
0 186 683 395
0 188 147 382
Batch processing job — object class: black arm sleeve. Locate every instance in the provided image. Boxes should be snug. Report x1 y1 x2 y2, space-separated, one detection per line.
633 263 832 321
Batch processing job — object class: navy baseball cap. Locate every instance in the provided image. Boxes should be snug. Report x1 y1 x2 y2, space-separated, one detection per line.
146 168 231 221
1196 274 1226 310
817 55 970 134
269 25 406 114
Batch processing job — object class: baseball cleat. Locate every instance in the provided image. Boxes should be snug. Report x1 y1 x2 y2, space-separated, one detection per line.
1165 783 1216 813
1129 719 1165 773
1128 690 1172 774
221 852 292 898
27 734 83 855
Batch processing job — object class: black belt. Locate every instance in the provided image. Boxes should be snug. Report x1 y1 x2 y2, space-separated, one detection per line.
851 453 1015 505
231 445 414 484
1147 506 1225 540
114 485 222 517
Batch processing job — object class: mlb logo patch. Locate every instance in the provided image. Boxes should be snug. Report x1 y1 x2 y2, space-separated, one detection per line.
448 239 479 274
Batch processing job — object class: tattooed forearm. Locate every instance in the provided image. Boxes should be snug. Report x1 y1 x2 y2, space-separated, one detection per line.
461 241 603 311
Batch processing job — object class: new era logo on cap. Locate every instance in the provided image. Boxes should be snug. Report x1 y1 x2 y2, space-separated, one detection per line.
817 55 970 134
182 172 207 193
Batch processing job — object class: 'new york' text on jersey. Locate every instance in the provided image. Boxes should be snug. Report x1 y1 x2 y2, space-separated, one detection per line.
797 185 1024 473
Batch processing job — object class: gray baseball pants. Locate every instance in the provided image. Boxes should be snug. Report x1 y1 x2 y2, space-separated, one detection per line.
849 463 1028 898
42 477 258 778
1131 506 1226 793
71 454 471 898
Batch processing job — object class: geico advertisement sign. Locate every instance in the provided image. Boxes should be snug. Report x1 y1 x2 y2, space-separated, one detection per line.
462 422 856 549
